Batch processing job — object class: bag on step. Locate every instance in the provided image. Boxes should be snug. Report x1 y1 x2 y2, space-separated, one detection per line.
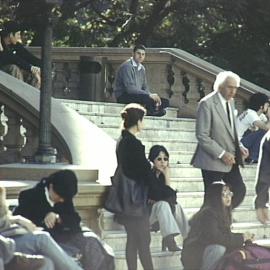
214 243 270 270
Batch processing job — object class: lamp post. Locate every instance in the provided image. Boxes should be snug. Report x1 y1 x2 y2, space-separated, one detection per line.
35 0 62 163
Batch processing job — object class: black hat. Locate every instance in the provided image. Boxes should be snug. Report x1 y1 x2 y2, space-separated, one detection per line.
47 170 78 200
1 21 21 35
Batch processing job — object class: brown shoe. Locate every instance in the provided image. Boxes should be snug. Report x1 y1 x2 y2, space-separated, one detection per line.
5 252 45 270
256 208 268 224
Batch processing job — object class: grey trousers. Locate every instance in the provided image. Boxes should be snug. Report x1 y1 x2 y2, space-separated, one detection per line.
149 201 190 238
0 235 15 269
13 231 82 270
201 244 226 270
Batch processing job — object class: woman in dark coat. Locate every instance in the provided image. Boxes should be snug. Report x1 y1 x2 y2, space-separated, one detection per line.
148 145 189 251
116 103 153 270
181 182 253 270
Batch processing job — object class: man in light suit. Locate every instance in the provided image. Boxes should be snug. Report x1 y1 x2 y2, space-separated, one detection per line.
191 71 249 208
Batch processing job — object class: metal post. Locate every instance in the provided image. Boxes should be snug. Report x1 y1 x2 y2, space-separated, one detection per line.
35 1 61 163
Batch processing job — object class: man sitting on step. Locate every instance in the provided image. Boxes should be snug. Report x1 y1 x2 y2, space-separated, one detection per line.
0 21 41 88
14 169 115 270
114 44 169 116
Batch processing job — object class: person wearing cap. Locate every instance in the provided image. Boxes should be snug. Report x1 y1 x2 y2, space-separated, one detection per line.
0 21 41 88
14 170 115 270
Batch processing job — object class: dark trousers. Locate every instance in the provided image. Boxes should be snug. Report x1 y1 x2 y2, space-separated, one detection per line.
122 216 153 270
117 93 169 116
241 129 266 161
201 165 246 209
254 137 270 209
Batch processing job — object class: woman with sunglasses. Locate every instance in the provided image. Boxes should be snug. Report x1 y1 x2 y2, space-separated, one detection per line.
181 182 254 270
148 145 189 251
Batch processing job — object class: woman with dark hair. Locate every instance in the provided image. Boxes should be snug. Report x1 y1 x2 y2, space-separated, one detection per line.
116 103 153 270
181 182 254 270
148 145 189 251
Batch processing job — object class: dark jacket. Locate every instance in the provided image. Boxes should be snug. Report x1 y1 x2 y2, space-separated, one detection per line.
181 207 244 270
148 171 176 202
13 179 81 242
116 130 152 184
0 42 41 71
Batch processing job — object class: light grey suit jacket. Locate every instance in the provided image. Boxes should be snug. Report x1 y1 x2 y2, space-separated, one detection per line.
191 91 243 172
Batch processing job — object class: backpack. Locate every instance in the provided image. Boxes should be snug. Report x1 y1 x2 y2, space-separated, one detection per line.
214 244 270 270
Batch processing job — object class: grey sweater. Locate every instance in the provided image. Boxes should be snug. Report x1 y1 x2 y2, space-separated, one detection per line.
114 58 150 98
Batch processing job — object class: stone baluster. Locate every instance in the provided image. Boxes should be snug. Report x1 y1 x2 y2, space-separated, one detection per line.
105 62 115 97
0 107 25 163
0 104 7 151
181 71 190 104
20 120 39 163
166 63 175 98
196 78 205 101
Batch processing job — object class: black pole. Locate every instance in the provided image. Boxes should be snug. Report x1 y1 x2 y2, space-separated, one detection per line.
35 5 57 163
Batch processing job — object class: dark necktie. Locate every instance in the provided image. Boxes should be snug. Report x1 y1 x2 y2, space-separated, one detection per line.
226 102 231 126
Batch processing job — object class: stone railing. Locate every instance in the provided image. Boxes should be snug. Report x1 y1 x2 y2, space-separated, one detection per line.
0 71 116 182
29 47 269 118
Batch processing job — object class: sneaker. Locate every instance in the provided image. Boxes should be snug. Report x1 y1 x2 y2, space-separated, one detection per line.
5 252 45 270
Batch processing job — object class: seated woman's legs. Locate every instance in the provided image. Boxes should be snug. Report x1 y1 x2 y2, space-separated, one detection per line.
201 245 226 270
150 201 181 251
174 204 190 239
13 231 82 270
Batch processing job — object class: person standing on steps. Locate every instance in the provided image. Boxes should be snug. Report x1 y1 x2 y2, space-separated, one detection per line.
114 44 169 117
254 130 270 224
115 103 154 270
191 71 248 209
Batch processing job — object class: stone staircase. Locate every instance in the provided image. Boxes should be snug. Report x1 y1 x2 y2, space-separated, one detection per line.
62 100 270 270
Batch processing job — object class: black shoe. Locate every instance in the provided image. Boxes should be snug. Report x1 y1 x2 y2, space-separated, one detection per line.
162 235 182 252
147 109 166 117
5 253 45 270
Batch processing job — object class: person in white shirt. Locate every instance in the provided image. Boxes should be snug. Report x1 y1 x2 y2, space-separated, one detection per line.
236 93 270 163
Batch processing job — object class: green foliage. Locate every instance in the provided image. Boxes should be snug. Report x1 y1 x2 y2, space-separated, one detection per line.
1 0 270 89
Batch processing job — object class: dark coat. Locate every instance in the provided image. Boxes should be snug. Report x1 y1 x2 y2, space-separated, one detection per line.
116 130 153 185
13 179 81 243
148 171 176 202
0 42 41 71
181 207 244 270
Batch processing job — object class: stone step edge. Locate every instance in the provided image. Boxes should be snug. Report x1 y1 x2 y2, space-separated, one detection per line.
98 124 195 132
101 222 269 238
81 111 195 122
114 248 181 258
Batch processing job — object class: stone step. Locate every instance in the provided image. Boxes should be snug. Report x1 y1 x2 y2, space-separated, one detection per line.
101 230 183 252
99 125 197 142
170 177 256 192
0 164 98 182
82 112 195 130
143 139 197 152
61 100 179 118
177 191 256 208
114 249 182 270
168 164 257 179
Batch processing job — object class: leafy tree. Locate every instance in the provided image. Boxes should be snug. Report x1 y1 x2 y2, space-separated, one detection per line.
1 0 270 89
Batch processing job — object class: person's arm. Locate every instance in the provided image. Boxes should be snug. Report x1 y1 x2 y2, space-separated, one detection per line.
15 43 41 67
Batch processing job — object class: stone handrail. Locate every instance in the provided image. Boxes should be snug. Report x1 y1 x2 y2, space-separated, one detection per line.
0 71 116 182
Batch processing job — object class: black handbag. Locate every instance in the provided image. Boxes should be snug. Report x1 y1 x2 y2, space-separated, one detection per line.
104 166 148 217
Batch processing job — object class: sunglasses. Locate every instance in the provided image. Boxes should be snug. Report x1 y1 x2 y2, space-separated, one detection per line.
156 157 169 161
222 191 234 198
